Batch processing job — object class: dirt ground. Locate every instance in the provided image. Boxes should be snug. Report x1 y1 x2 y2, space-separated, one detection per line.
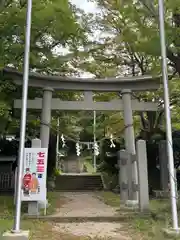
50 192 130 239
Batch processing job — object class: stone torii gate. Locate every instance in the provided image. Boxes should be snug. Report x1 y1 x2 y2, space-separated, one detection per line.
3 68 161 206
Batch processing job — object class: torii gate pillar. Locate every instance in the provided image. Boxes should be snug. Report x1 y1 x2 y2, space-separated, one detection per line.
40 87 53 148
121 89 138 204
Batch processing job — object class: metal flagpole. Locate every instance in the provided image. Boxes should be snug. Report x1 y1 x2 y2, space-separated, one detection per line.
158 0 179 231
12 0 32 232
93 110 96 172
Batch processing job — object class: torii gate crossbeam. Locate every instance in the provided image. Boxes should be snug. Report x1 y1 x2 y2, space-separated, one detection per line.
14 98 158 111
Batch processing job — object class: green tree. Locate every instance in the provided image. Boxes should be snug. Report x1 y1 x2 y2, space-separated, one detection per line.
74 0 180 141
0 0 86 136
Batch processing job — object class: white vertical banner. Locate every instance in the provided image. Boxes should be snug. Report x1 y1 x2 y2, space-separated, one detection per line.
21 148 48 202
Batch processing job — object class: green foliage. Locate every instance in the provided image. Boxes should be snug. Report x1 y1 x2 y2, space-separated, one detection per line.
74 0 180 142
98 191 180 240
0 0 85 69
98 139 120 174
53 168 62 176
0 0 86 136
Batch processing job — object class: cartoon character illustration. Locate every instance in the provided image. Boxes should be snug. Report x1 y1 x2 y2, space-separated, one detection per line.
29 173 39 194
22 168 32 195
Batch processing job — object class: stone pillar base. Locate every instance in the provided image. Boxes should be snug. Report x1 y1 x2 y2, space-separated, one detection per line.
125 200 138 208
153 190 169 198
2 231 29 240
162 228 180 237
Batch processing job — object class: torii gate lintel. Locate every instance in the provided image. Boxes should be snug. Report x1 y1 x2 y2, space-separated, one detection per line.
3 67 160 91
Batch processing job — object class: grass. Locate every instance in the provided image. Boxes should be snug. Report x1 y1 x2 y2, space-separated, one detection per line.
0 193 104 239
0 192 79 239
0 192 65 218
84 160 95 173
0 219 95 240
97 191 180 240
80 156 96 173
45 192 67 215
2 190 180 239
97 191 121 207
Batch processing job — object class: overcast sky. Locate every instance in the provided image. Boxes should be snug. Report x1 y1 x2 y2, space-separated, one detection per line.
55 0 98 55
71 0 97 13
54 0 98 78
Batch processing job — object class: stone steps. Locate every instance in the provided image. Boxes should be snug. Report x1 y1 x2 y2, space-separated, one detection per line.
55 174 104 191
25 212 151 222
25 215 134 222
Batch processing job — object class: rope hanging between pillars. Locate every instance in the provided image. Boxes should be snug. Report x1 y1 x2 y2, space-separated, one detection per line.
40 121 134 145
37 121 137 158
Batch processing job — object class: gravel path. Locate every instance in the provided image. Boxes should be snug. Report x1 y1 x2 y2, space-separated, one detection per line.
52 192 131 239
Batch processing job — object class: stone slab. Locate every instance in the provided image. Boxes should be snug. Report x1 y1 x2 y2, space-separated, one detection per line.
118 150 128 203
159 140 169 191
28 201 39 216
136 140 149 212
2 231 29 240
39 199 48 209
